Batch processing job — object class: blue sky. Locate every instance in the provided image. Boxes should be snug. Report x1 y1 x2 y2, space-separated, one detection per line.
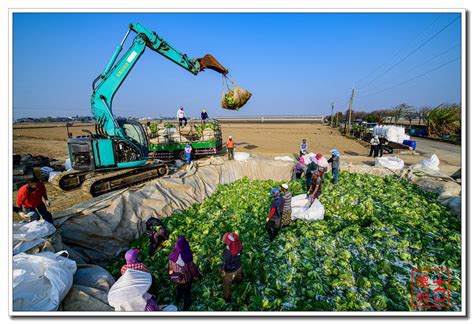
13 12 462 119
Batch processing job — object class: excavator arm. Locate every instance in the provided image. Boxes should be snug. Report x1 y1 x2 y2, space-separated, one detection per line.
91 22 228 139
61 22 228 196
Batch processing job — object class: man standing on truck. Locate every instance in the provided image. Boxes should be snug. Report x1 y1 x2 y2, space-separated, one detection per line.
184 143 193 165
16 178 53 224
177 106 187 127
226 136 235 160
201 109 209 123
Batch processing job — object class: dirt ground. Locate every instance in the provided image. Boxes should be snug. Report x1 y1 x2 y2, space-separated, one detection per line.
12 123 462 215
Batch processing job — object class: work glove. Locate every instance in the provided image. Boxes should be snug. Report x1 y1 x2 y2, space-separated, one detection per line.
45 200 50 207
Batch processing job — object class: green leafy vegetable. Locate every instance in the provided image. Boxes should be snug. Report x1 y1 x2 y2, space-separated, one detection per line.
108 173 461 311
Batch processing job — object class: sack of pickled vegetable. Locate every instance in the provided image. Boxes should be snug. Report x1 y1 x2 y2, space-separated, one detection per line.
221 78 252 110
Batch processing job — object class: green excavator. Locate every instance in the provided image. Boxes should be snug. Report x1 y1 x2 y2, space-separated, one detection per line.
53 22 228 197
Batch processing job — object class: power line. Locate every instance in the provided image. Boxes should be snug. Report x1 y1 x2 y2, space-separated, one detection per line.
355 14 442 88
359 42 460 94
357 15 460 91
357 56 460 98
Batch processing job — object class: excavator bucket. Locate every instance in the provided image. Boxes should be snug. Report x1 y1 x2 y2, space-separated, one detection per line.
197 54 228 75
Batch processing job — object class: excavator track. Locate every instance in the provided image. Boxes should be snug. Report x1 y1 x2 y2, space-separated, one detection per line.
51 169 93 191
80 163 169 198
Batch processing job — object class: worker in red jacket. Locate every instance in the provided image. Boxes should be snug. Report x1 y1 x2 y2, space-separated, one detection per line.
16 178 53 224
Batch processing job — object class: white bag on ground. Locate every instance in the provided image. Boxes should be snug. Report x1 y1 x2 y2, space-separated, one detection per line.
48 171 62 183
420 154 440 172
13 251 77 311
375 157 405 170
108 269 152 311
274 156 294 162
234 152 250 161
13 220 56 255
291 194 325 221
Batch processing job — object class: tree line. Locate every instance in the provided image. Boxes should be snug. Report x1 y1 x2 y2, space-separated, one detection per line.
327 103 461 137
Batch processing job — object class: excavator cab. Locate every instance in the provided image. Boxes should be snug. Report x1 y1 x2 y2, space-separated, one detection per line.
67 119 149 172
117 119 149 151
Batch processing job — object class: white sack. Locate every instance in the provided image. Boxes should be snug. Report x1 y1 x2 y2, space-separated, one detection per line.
108 269 152 311
13 251 77 311
234 152 250 161
375 157 405 170
13 220 56 255
290 194 325 221
48 171 62 183
274 156 294 162
420 154 440 172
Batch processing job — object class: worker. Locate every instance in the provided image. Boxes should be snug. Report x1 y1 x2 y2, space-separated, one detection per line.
327 149 340 184
369 135 380 157
201 109 209 123
184 143 193 165
226 136 235 160
177 106 187 127
315 153 330 182
168 236 201 311
145 121 152 137
221 232 243 303
299 139 308 156
294 156 306 179
265 188 284 241
305 157 318 190
145 217 169 256
378 137 385 157
280 183 293 227
16 178 53 224
118 249 165 311
307 170 323 204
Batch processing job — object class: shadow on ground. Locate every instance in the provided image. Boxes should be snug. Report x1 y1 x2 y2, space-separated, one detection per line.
344 150 362 156
243 145 259 150
362 160 376 166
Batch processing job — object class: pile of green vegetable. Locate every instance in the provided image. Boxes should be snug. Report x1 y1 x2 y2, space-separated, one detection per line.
108 173 461 311
194 122 219 137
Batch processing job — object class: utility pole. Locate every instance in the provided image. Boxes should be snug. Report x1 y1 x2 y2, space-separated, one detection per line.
346 85 355 137
330 102 334 128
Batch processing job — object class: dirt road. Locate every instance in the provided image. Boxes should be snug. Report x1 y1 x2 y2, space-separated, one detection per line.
413 137 461 167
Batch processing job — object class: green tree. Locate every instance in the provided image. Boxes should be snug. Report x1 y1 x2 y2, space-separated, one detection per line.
425 103 461 137
392 103 414 123
418 106 432 125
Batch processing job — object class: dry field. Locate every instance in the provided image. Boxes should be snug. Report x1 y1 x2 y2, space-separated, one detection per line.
12 122 461 214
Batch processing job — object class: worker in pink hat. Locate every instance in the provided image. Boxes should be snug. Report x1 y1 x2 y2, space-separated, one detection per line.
221 232 243 303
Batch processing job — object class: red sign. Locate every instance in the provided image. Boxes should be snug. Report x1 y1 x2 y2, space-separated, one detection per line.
411 268 451 309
